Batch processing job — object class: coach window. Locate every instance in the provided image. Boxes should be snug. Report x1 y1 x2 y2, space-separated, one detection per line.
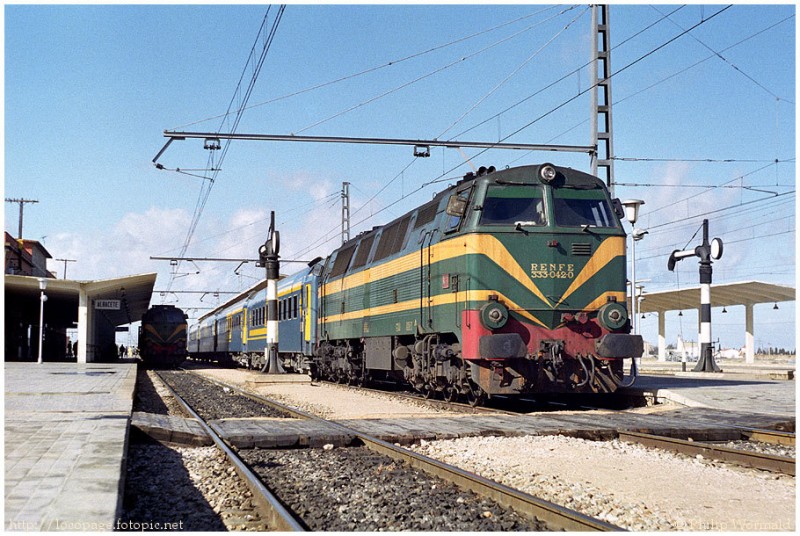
293 295 298 319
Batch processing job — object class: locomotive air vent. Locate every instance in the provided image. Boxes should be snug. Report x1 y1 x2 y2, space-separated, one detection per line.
572 243 592 256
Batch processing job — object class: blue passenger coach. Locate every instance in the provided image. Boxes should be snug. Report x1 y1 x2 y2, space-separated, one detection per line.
189 259 322 371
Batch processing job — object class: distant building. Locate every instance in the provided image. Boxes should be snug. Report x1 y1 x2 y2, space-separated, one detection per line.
4 232 54 278
676 335 699 360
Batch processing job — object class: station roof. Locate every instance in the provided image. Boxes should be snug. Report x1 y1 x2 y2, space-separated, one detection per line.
638 281 796 313
5 273 157 326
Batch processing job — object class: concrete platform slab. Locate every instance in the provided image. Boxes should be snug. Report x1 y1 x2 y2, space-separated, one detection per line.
4 362 136 531
621 374 795 418
130 411 211 446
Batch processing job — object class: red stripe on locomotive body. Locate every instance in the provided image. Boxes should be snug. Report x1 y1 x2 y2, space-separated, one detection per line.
460 310 612 361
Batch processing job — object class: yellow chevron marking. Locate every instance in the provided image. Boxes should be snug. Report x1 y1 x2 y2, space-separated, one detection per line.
582 291 627 311
321 234 552 307
143 324 185 342
558 237 625 306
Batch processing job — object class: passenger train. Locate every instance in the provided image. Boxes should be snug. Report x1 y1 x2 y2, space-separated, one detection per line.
187 164 643 403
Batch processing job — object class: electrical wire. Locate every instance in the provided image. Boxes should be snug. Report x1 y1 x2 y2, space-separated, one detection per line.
293 6 582 134
165 6 286 295
169 6 560 132
653 5 794 104
437 6 589 139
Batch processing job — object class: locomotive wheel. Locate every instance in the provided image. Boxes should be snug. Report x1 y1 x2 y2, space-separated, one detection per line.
443 387 458 403
466 384 486 407
422 384 436 399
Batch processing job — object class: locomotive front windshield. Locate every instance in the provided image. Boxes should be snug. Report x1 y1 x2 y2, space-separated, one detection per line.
480 185 546 226
552 188 617 228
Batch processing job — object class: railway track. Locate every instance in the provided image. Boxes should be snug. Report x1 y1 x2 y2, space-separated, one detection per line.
155 373 304 531
618 430 796 476
158 370 623 531
246 372 644 416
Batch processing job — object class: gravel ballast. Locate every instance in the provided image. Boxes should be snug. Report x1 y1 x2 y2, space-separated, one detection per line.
240 445 547 531
159 370 294 420
123 368 274 531
409 434 795 531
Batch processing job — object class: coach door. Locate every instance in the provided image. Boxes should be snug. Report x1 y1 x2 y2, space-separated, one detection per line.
303 283 312 352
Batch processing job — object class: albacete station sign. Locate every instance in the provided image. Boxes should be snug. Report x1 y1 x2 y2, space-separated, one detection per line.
95 299 121 310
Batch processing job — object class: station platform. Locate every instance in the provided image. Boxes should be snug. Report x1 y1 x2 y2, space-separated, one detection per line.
621 372 795 419
4 362 136 531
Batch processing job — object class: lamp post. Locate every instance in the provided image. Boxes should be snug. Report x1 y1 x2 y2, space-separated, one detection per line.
621 200 645 335
38 278 48 364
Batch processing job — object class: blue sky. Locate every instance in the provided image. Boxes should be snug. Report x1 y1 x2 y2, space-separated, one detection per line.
4 4 796 351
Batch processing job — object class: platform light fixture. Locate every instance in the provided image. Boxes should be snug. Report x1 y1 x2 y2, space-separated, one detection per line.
621 200 646 337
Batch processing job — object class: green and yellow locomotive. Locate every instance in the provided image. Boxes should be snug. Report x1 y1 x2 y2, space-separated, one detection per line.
314 163 643 403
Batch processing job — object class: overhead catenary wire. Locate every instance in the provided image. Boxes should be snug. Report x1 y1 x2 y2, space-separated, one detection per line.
437 6 589 139
499 11 796 162
289 6 615 257
450 5 688 141
653 5 794 104
292 5 583 135
168 6 561 132
165 6 286 295
289 7 737 260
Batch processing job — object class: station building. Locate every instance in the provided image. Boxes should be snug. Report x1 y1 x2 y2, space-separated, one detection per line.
4 232 156 363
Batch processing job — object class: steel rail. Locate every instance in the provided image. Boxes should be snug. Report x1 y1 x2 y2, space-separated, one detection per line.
183 369 623 531
618 431 796 476
356 433 622 531
154 372 306 532
735 427 795 447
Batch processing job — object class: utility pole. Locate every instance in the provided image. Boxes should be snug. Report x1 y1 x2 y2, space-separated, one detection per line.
5 198 39 239
590 5 615 194
341 182 351 245
55 258 77 279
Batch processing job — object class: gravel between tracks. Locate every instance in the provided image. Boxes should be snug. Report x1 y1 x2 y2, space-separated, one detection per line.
409 434 795 531
186 365 459 419
239 445 546 531
159 370 294 420
121 443 270 531
125 367 273 531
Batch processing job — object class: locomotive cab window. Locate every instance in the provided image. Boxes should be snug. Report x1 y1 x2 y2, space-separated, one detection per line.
444 187 472 233
479 185 546 226
553 189 617 228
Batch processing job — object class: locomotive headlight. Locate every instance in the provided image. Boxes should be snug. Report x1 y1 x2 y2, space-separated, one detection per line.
597 302 628 331
480 301 509 330
539 163 557 183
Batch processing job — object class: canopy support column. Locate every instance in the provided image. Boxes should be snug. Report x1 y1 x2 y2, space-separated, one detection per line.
77 289 89 364
745 303 755 364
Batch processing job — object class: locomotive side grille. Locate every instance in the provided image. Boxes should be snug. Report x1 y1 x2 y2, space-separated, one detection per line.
572 243 592 256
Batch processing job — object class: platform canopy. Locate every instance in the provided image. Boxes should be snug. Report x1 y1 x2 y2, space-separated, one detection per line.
5 273 157 362
634 281 795 364
638 281 795 313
